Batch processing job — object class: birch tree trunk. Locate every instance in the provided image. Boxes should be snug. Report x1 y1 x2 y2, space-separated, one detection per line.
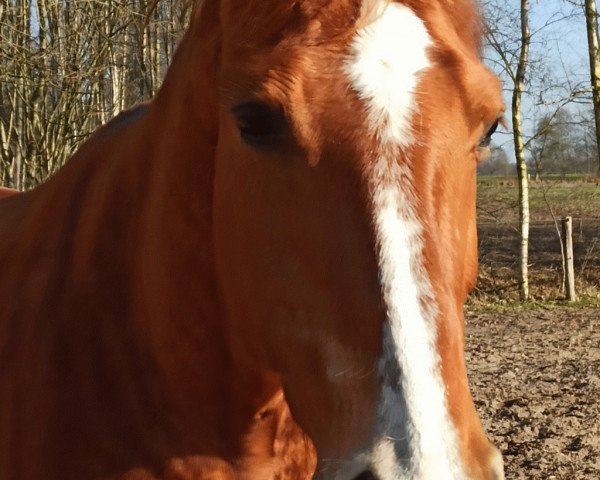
584 0 600 177
513 0 531 301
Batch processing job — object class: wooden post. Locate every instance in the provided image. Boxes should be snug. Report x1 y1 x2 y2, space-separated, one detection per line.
561 217 577 301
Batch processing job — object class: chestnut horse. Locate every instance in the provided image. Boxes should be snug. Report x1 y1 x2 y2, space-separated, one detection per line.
0 1 504 479
0 187 18 200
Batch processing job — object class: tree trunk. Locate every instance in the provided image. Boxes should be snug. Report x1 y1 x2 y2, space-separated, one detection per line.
513 0 531 301
584 0 600 177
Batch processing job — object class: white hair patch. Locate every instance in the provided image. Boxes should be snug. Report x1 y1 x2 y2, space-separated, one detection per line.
342 2 469 479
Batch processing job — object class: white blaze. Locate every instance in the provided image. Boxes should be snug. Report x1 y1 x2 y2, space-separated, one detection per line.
343 2 467 479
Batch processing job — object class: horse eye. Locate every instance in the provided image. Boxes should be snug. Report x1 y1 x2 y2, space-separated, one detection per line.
479 119 500 148
232 101 286 148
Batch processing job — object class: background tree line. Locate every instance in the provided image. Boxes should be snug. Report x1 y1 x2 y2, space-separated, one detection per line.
480 0 600 301
481 0 600 181
479 110 598 177
1 0 191 189
3 1 600 189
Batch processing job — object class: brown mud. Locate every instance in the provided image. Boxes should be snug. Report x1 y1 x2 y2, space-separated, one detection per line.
467 308 600 479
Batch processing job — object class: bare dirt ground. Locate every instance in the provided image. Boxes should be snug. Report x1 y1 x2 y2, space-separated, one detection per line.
466 307 600 479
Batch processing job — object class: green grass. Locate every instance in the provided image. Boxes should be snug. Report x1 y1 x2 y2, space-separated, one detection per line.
477 179 600 223
529 184 600 219
474 178 600 308
477 173 596 184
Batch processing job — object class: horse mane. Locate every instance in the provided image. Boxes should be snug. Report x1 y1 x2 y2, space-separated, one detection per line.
191 0 205 20
405 0 484 54
190 0 483 54
440 0 485 53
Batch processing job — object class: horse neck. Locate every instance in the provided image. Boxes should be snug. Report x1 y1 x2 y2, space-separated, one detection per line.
122 98 228 438
124 2 228 410
0 7 309 474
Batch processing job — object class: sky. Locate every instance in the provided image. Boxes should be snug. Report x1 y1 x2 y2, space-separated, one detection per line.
534 1 589 81
483 0 595 159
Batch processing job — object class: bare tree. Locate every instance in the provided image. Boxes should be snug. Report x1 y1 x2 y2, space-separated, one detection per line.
583 0 600 176
0 0 191 189
530 109 596 176
484 0 532 300
478 145 513 176
514 0 532 301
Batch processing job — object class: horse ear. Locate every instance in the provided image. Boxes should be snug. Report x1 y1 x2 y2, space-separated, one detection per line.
147 0 222 210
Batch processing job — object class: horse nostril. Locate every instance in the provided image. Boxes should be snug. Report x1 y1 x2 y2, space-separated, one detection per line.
352 470 378 480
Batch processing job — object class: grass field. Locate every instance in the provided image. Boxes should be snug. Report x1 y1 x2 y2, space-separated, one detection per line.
472 176 600 305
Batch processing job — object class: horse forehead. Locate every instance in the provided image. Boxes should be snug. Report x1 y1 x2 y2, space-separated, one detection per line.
219 0 363 47
217 0 483 88
217 0 480 41
220 0 359 22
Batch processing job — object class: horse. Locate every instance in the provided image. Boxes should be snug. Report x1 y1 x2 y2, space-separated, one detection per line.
0 0 504 478
0 187 18 200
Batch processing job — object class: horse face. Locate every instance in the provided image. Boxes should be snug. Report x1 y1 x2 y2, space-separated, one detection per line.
211 1 504 478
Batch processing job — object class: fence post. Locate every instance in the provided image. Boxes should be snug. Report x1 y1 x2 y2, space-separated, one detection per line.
561 216 577 301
